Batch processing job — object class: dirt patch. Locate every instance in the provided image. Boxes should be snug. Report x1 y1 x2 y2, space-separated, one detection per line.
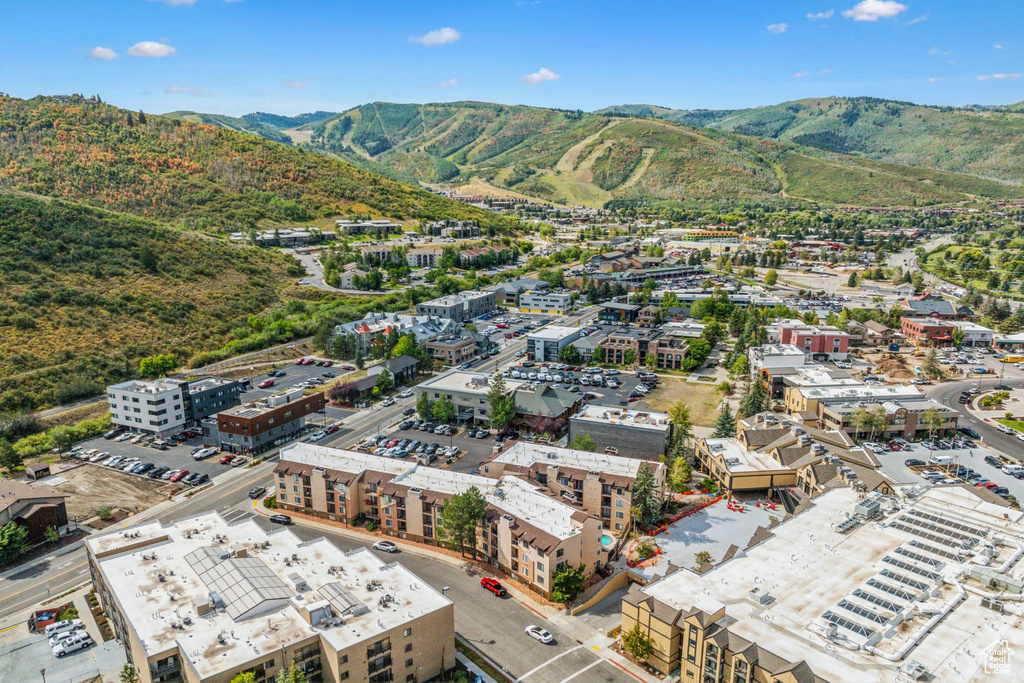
645 378 724 427
863 352 919 380
43 466 179 521
39 401 108 429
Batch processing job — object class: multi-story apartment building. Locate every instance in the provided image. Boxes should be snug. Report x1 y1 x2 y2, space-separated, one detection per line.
415 291 496 323
421 334 477 366
335 219 402 236
518 291 573 315
599 328 662 365
621 485 1024 681
87 511 453 683
480 442 666 534
183 377 243 425
107 380 187 437
274 444 604 599
405 247 442 269
205 388 325 455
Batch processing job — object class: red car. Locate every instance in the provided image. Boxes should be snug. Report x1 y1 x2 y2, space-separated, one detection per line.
258 379 275 388
480 578 507 597
341 365 355 371
323 361 333 367
386 439 400 448
219 454 235 465
169 470 190 482
294 358 305 365
324 425 340 435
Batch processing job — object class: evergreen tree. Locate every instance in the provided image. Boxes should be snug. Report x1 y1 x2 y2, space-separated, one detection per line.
431 394 456 424
486 373 517 429
416 392 432 420
712 404 736 438
436 486 487 558
631 463 661 528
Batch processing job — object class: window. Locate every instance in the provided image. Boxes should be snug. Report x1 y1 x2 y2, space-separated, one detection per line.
556 548 564 558
403 628 412 637
405 659 414 667
340 673 350 681
615 512 624 519
404 644 413 653
340 655 349 665
406 676 415 683
536 562 544 572
616 499 625 507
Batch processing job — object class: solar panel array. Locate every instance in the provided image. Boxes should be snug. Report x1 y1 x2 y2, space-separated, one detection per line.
896 514 980 544
906 508 986 538
319 582 371 618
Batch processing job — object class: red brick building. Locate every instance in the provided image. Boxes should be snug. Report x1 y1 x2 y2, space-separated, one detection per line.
775 323 850 360
901 317 954 346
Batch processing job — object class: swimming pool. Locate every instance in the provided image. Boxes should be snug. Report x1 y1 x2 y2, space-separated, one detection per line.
601 534 614 547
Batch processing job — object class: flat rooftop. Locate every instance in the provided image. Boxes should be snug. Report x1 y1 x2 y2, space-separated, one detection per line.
492 441 650 478
784 367 861 388
188 377 237 393
701 438 790 473
219 388 310 418
86 512 450 678
419 290 493 306
750 344 807 357
799 385 923 400
527 326 579 341
108 379 181 394
570 406 671 433
418 369 525 395
640 485 1024 683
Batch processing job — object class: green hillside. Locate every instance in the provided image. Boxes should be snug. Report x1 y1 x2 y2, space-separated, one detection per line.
243 111 337 130
0 193 298 412
602 97 1024 184
288 100 1024 208
0 95 518 233
164 110 293 144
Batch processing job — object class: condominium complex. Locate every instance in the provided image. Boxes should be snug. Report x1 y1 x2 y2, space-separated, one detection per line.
274 443 605 598
622 484 1024 682
480 442 666 534
107 377 245 438
86 511 454 683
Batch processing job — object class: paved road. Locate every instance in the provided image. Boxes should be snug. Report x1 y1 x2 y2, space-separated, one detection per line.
925 377 1024 462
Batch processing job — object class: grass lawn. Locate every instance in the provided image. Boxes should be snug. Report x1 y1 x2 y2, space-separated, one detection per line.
645 377 724 427
996 418 1024 433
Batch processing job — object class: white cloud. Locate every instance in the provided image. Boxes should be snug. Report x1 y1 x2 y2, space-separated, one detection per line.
994 44 1004 50
766 23 789 34
409 27 461 47
927 77 942 82
976 73 1020 81
148 0 198 5
88 46 117 60
522 67 560 84
907 13 928 24
128 41 177 57
439 78 458 87
793 71 810 78
928 47 952 56
164 86 210 96
282 80 305 89
842 1 908 22
807 10 834 20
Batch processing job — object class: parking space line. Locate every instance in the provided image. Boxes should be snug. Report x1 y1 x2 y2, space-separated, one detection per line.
516 645 583 682
557 659 603 683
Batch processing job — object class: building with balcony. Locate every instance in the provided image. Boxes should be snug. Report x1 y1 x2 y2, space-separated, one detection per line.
86 511 453 683
518 291 573 315
274 445 604 599
415 290 496 323
481 441 666 534
598 302 641 323
526 326 582 363
599 328 663 365
900 317 954 347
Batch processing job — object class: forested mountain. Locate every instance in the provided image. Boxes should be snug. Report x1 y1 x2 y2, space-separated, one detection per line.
0 95 517 235
287 101 1024 208
164 110 294 144
600 97 1024 184
0 193 297 412
242 111 337 130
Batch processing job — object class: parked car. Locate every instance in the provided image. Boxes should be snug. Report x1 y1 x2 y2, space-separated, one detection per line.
148 466 170 479
248 486 267 499
480 578 507 597
525 625 553 644
904 459 926 467
45 619 83 637
189 473 210 487
309 431 327 443
372 540 398 553
53 633 93 657
381 397 395 407
219 454 236 465
269 514 292 525
169 470 190 482
49 629 87 647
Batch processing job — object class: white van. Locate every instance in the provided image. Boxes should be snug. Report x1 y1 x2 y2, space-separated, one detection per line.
1002 464 1024 476
929 455 955 466
45 618 83 637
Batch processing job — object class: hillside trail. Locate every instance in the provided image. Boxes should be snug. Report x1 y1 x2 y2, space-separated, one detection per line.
619 148 656 189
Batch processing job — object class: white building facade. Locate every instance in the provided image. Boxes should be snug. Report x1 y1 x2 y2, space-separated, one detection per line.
106 380 186 437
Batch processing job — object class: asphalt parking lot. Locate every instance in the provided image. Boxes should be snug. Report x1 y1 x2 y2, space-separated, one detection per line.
74 432 240 479
360 424 502 473
873 441 1024 500
504 361 653 410
242 361 358 401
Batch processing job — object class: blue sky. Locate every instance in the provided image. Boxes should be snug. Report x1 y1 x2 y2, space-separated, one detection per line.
1 0 1021 116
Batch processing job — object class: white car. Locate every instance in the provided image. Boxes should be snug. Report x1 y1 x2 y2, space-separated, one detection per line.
114 432 134 442
89 451 109 463
120 458 141 472
49 628 87 647
399 389 413 398
525 625 553 644
53 633 93 657
381 397 395 407
45 619 83 637
309 431 327 442
373 540 398 553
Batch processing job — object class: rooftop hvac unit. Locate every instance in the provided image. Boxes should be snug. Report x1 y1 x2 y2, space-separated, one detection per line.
844 471 858 481
810 443 826 453
724 458 741 467
797 435 812 445
855 498 881 517
502 514 515 524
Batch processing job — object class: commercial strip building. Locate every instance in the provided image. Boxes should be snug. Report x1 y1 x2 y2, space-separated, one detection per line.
526 326 582 363
87 511 453 683
621 484 1024 682
334 219 402 236
274 444 604 599
0 479 69 544
481 441 666 534
748 344 809 374
204 388 325 455
229 228 337 247
486 277 549 304
567 406 673 459
900 317 954 347
415 290 496 323
598 302 641 323
414 369 524 425
518 291 573 316
949 320 995 347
